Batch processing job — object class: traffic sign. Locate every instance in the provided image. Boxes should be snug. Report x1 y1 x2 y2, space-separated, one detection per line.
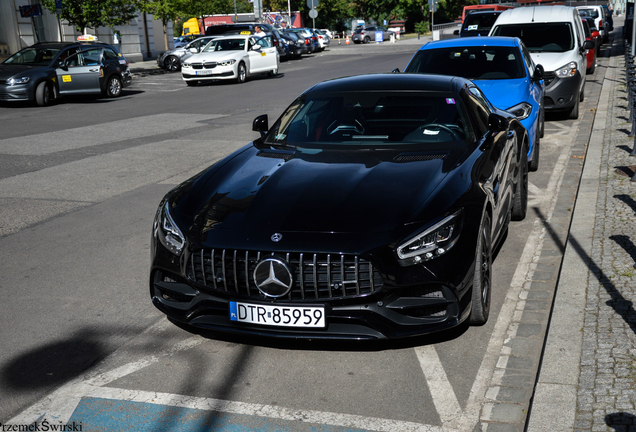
306 0 318 8
309 8 318 19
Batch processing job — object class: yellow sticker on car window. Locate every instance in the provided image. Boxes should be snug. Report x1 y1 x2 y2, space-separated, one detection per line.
62 75 72 82
261 52 266 56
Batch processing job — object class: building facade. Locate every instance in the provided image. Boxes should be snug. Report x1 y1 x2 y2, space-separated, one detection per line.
0 0 174 62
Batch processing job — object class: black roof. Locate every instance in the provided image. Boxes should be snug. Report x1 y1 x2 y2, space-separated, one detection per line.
307 73 469 95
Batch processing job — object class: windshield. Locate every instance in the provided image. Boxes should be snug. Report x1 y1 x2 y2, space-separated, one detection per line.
462 13 500 33
264 91 471 149
491 22 574 52
4 47 60 66
578 8 599 18
406 46 526 80
203 39 245 52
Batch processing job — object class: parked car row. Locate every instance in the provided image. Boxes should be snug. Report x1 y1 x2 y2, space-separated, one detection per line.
158 24 330 74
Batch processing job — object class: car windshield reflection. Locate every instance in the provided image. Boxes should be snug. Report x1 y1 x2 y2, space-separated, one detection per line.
4 47 61 66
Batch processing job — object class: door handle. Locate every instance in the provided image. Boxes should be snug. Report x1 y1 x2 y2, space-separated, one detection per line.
89 68 99 72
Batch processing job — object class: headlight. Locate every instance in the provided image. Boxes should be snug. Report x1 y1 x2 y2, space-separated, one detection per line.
154 201 186 256
218 59 236 66
507 102 533 120
6 76 30 85
182 63 192 69
396 210 463 265
555 62 577 78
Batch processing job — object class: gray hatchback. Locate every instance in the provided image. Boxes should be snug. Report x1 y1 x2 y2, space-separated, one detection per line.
352 26 395 44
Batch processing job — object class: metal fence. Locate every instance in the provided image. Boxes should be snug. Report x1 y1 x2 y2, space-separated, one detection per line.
431 22 461 41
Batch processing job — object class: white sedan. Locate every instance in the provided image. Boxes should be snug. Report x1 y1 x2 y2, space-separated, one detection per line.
181 35 279 85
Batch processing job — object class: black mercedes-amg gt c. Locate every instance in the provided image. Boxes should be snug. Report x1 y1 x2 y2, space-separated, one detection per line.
150 73 529 340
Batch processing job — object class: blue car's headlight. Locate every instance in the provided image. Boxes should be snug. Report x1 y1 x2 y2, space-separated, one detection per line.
6 76 30 86
507 102 533 120
396 210 463 265
154 201 186 256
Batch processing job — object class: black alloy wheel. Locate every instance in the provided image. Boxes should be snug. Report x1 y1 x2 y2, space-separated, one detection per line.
166 56 180 72
529 133 540 172
512 144 529 220
469 213 492 325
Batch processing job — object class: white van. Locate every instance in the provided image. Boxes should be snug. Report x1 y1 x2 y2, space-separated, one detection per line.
490 6 595 119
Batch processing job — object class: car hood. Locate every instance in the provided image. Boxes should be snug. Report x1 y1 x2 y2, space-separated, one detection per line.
186 51 243 63
0 64 43 80
163 47 187 57
472 78 530 111
527 51 576 72
182 146 462 239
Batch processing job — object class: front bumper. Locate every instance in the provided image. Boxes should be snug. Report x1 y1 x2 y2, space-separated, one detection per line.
0 83 33 101
543 70 582 111
182 65 235 81
150 235 476 340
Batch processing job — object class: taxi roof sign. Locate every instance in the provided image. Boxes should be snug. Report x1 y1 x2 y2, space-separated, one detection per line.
77 34 98 42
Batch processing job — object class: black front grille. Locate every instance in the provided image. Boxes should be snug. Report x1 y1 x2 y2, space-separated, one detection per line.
188 249 384 301
190 62 217 70
543 71 556 87
394 153 448 163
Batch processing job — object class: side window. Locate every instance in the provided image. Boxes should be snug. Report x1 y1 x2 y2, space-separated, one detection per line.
256 36 273 49
57 48 78 67
78 48 103 66
520 43 535 77
103 48 119 60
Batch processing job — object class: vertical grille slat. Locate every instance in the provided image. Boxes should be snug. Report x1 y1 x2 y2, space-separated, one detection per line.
299 253 305 300
189 249 382 301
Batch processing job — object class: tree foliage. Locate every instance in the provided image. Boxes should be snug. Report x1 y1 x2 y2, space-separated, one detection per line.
40 0 145 32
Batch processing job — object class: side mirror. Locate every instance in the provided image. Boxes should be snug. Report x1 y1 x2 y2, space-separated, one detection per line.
583 40 595 50
533 64 544 81
58 60 67 70
252 114 268 138
488 113 509 131
453 30 460 35
391 68 400 73
189 48 197 53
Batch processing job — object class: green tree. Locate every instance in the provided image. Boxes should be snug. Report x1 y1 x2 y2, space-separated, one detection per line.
41 0 146 33
146 0 181 48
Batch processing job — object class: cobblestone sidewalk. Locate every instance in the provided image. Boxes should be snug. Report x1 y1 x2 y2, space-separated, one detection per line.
574 37 636 432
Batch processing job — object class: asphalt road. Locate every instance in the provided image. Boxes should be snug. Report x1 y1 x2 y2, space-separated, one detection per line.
0 40 602 431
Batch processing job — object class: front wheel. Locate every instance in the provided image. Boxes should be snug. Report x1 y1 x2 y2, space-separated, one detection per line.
512 145 529 220
105 76 122 97
166 56 180 72
568 96 580 119
236 62 247 83
469 213 492 325
529 133 540 172
35 81 51 106
364 36 370 44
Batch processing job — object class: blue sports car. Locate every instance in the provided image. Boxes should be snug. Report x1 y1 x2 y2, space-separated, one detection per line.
403 37 545 171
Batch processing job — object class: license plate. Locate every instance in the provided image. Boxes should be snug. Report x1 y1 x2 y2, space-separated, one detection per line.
230 301 325 328
195 70 215 76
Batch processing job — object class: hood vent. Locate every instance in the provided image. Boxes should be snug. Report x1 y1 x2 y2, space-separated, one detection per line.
393 152 448 163
257 150 294 161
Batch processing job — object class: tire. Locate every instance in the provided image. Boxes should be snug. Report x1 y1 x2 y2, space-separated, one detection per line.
568 96 580 119
469 213 492 325
512 145 529 220
364 36 370 44
185 80 197 86
236 62 247 83
539 106 545 138
166 56 180 72
529 133 540 172
105 76 122 98
269 66 278 76
580 85 585 102
35 81 51 107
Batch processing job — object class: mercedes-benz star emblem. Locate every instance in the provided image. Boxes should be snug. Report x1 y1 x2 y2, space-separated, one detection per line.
271 233 283 242
253 258 293 298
